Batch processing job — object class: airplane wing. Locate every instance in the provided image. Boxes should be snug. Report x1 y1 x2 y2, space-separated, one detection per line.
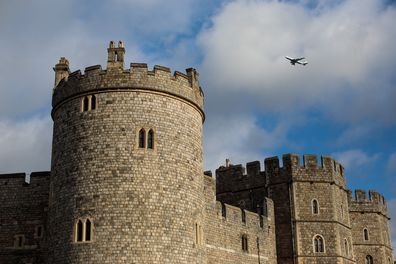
285 56 293 61
296 61 308 65
296 57 305 61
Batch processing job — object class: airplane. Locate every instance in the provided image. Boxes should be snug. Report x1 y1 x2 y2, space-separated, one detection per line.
285 56 308 66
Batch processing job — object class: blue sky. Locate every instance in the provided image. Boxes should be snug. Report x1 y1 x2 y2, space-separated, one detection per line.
0 0 395 253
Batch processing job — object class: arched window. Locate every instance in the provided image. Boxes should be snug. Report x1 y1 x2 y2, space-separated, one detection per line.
313 235 324 253
241 234 248 252
85 219 92 241
139 129 145 148
312 199 319 214
147 129 154 149
83 97 89 112
75 218 93 243
76 220 83 242
91 95 96 110
364 228 369 241
241 209 246 223
365 255 373 264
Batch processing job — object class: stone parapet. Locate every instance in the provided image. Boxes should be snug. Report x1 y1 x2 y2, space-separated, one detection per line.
265 154 346 188
348 189 388 216
52 62 204 120
216 161 265 194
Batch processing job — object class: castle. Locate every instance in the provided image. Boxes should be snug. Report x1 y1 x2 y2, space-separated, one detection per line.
0 41 393 264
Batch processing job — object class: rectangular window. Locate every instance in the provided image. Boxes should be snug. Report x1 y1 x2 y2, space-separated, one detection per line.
35 225 44 239
242 235 248 252
14 235 24 248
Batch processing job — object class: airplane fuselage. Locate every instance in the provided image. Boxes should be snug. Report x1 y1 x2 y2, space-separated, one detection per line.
285 56 308 66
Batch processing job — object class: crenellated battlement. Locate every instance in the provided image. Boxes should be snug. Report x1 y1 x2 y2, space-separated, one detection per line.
0 171 50 186
52 41 204 118
265 154 346 187
215 154 346 192
348 189 388 216
216 161 265 194
264 154 344 175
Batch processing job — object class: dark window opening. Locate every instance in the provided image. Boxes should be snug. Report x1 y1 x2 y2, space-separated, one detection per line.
242 235 248 252
139 129 145 148
83 97 89 112
85 219 91 241
221 203 226 218
365 255 373 264
364 228 369 241
312 199 319 214
148 129 154 149
37 226 43 238
77 220 83 242
18 236 23 247
259 215 264 228
314 235 324 253
91 95 96 110
241 209 246 223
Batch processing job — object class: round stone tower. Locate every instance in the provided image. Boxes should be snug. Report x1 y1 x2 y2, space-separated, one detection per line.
48 41 205 263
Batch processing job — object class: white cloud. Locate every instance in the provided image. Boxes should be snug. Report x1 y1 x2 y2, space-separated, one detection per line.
203 114 289 171
0 116 52 174
332 149 380 169
0 0 218 118
198 0 396 123
0 1 100 118
335 125 375 146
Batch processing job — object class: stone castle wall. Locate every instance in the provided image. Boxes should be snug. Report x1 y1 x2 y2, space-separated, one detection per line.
216 161 267 213
48 42 206 263
265 154 354 264
0 172 50 264
203 175 277 264
215 154 393 264
349 190 394 264
0 41 394 264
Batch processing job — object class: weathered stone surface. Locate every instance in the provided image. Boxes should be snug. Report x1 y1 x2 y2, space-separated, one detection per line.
216 154 394 264
0 172 49 264
0 42 393 264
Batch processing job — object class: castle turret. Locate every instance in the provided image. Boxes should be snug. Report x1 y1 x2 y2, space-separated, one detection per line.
349 189 394 264
48 41 205 263
53 57 70 88
107 40 125 69
265 154 356 263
